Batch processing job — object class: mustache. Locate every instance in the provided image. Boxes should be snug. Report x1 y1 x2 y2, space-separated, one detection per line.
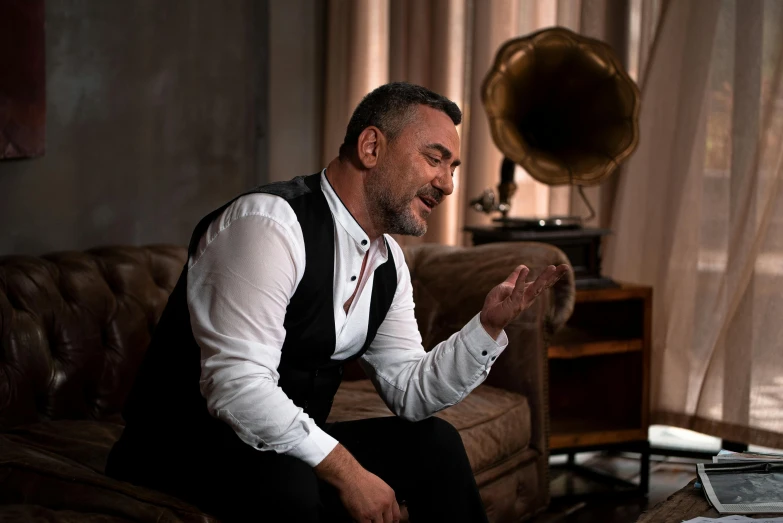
416 187 444 205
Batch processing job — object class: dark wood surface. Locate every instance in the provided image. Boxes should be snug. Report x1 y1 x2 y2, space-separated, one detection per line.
573 283 653 303
550 429 648 449
548 338 644 359
463 227 611 281
635 480 716 522
464 225 612 241
636 478 783 521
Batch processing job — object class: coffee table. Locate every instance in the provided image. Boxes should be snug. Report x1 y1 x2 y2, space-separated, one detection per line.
637 479 780 521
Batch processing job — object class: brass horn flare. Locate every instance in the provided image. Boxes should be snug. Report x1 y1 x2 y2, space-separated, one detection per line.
482 27 641 187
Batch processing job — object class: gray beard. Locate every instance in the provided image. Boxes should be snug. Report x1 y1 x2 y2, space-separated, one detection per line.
366 179 427 237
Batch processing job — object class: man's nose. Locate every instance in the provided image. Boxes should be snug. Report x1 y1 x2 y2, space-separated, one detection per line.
434 171 454 197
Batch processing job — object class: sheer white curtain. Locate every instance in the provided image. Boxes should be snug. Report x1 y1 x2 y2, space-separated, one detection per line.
607 0 783 447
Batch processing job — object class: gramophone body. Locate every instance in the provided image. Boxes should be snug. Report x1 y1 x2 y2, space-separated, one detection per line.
466 27 640 288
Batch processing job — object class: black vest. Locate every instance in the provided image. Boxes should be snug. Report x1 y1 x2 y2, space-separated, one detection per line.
119 173 397 450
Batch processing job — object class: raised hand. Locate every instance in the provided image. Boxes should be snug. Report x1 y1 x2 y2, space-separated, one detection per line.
479 264 570 340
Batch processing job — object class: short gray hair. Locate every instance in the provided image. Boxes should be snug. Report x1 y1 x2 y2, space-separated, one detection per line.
338 82 462 160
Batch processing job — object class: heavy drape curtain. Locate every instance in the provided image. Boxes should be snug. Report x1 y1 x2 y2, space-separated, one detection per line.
321 0 628 247
606 0 783 447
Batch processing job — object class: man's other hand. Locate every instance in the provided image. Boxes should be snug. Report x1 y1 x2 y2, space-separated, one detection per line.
480 264 570 340
315 444 400 522
338 468 400 523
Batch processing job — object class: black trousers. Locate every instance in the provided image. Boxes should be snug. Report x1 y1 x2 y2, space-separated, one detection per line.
108 416 488 522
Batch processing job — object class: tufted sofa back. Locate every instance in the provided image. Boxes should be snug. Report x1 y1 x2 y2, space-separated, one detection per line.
0 241 572 437
0 246 187 431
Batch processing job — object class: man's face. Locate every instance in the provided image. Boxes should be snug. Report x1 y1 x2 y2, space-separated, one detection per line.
366 106 461 236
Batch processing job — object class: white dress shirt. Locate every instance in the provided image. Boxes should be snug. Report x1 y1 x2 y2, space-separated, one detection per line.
187 171 509 467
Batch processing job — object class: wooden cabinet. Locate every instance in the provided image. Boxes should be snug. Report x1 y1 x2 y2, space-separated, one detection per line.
548 283 652 451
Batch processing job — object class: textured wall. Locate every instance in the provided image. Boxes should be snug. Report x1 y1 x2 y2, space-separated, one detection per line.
0 0 264 255
268 0 325 182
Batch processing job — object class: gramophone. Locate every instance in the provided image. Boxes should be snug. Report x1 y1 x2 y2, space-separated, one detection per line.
466 27 640 288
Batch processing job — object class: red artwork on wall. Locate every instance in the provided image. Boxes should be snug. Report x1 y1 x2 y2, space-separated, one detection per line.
0 0 46 159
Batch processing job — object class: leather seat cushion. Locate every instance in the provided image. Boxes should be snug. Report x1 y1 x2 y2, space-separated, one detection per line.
328 380 532 477
0 421 215 522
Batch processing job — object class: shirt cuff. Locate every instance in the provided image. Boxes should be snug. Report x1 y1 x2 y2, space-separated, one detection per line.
284 423 340 467
463 313 508 365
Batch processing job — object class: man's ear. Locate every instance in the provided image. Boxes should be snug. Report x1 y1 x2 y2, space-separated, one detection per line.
356 126 383 169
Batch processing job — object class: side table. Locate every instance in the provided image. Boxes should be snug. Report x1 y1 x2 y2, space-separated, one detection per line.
548 283 653 494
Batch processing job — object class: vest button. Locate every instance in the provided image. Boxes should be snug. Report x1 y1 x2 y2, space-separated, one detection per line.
351 276 357 281
361 240 367 246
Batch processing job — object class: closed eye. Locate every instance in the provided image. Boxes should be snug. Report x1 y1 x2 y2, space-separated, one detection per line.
427 155 441 165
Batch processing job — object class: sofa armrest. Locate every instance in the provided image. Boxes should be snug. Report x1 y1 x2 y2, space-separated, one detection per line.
402 241 575 459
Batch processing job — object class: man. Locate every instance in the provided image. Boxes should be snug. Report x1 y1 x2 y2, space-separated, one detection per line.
107 82 569 522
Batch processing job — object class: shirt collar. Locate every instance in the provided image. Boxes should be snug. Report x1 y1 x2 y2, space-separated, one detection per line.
320 169 387 257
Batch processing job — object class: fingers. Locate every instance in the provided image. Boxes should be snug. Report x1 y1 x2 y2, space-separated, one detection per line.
522 265 557 302
544 264 569 290
506 265 530 302
548 264 567 278
512 264 569 306
505 264 571 312
503 264 530 286
378 500 399 523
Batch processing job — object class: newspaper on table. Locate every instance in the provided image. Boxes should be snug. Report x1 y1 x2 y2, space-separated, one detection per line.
696 450 783 515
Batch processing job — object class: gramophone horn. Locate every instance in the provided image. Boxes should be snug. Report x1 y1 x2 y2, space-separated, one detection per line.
482 27 640 187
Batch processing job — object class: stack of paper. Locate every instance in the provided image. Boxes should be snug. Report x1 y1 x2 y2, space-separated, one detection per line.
714 450 783 464
684 517 783 522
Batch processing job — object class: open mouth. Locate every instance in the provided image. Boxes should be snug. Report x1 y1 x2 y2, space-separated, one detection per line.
419 196 436 210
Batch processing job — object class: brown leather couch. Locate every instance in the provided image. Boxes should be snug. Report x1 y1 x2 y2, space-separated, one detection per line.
0 241 574 522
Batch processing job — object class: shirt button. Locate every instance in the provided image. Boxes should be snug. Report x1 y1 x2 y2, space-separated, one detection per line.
481 351 488 356
491 356 497 361
361 240 367 246
351 276 357 281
